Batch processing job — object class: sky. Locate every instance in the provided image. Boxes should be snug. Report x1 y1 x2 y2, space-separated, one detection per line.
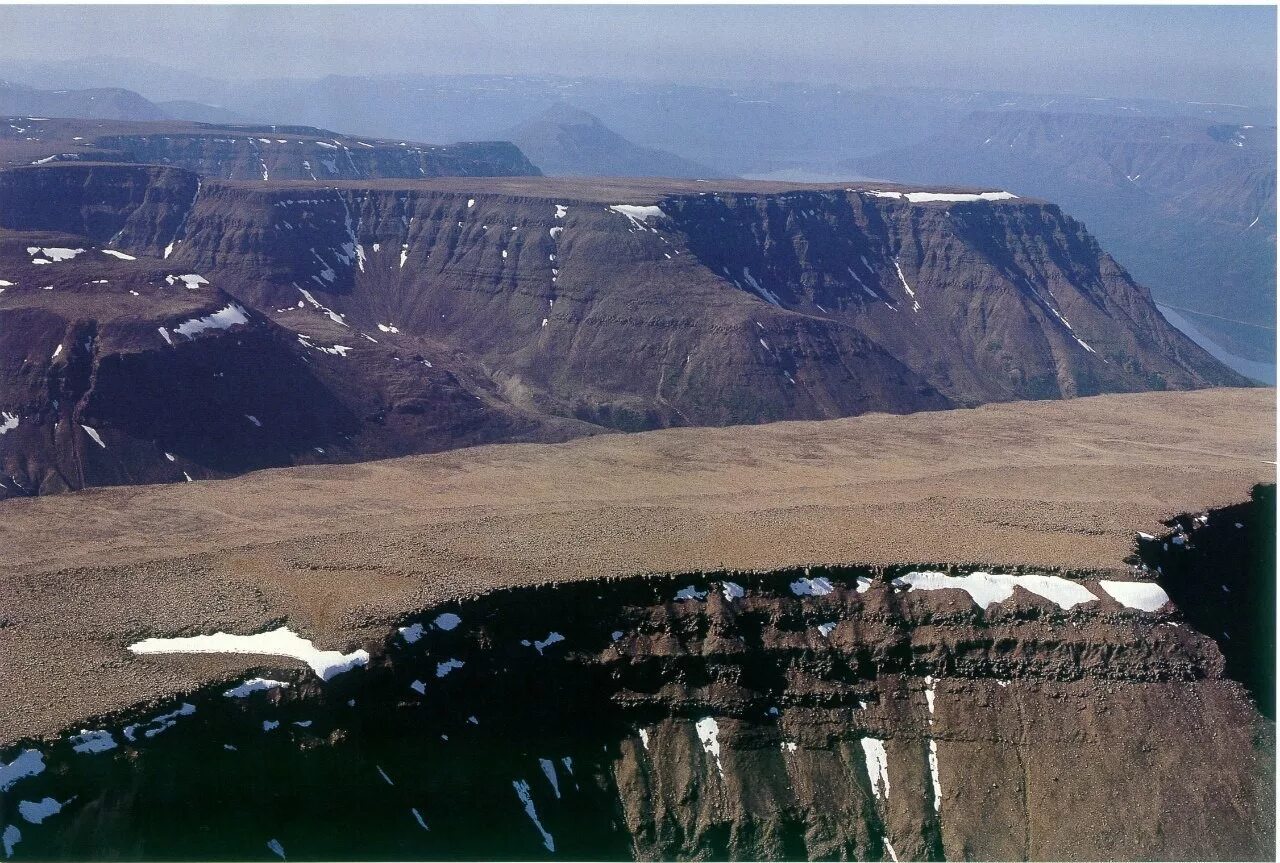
0 4 1275 106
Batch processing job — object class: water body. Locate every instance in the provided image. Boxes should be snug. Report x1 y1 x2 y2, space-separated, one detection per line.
1157 304 1276 385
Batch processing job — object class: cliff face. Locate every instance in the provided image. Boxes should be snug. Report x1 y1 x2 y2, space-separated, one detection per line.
0 165 1247 496
0 117 542 179
855 111 1277 367
1 502 1273 861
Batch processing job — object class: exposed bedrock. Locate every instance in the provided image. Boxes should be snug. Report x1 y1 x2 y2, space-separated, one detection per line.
0 166 1250 497
2 497 1273 861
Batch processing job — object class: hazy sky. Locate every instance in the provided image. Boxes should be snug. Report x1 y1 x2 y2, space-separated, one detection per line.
1 4 1275 106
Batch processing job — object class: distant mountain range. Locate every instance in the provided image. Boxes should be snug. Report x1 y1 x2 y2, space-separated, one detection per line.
0 80 169 121
503 104 728 179
1 67 1273 379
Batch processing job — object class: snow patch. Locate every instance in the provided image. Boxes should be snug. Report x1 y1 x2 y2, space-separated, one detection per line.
513 779 555 852
695 717 724 778
81 425 106 448
223 678 290 699
1097 580 1171 613
128 626 369 680
70 730 117 754
18 797 63 825
892 571 1099 610
609 204 666 228
1 750 45 791
860 737 890 800
790 576 834 596
173 303 250 339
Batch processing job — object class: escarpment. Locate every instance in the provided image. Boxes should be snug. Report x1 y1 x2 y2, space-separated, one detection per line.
0 166 1248 496
0 117 541 179
2 496 1273 861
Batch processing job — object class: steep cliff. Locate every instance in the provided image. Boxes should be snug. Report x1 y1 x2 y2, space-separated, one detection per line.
0 117 541 179
0 499 1272 861
0 166 1247 496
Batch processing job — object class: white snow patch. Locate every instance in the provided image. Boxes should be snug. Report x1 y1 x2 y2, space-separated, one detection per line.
609 204 666 228
1097 580 1171 613
223 678 290 699
790 576 834 596
513 779 555 852
539 757 561 798
906 191 1016 203
51 344 62 360
70 730 117 754
81 425 106 448
695 717 724 777
165 274 209 290
0 413 17 436
128 626 370 680
927 739 943 813
100 249 136 260
554 205 567 219
638 728 650 750
892 571 1099 610
741 267 782 306
860 737 891 800
267 838 286 860
435 658 464 678
3 824 19 858
528 631 565 655
18 797 63 825
1 750 44 791
173 303 250 339
376 323 400 333
399 623 425 644
29 247 83 262
817 622 837 638
411 808 429 830
434 612 462 631
721 581 745 601
674 585 707 601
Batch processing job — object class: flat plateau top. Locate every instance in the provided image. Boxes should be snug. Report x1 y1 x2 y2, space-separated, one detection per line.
1 387 1273 745
3 162 1033 204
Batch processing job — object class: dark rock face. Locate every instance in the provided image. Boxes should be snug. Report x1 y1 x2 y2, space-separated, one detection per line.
1 501 1273 861
854 111 1277 369
0 117 542 180
0 165 1247 497
1138 484 1277 718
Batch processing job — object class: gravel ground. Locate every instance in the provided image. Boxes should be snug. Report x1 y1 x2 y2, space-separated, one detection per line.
0 386 1272 746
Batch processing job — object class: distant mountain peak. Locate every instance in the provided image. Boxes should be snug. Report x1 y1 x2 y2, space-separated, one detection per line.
525 101 603 128
503 103 732 179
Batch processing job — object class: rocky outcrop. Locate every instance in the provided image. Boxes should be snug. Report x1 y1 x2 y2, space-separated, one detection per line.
0 165 1248 496
1 498 1272 860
